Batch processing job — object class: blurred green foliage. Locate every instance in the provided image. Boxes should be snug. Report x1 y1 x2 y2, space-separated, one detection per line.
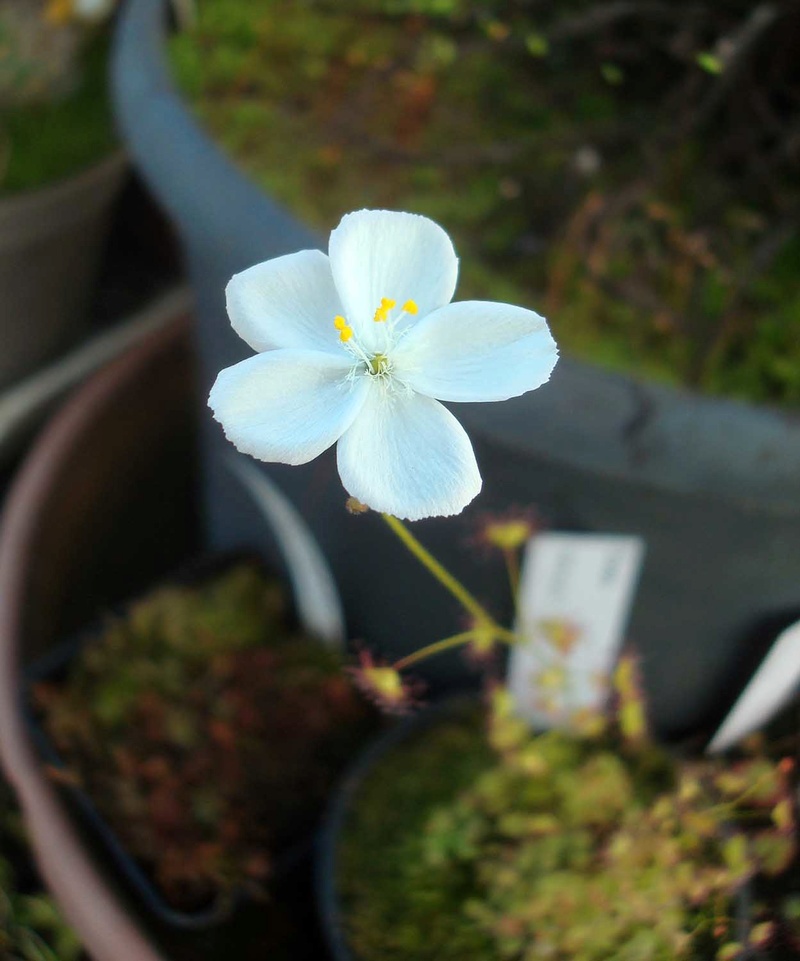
336 687 798 961
0 38 116 195
171 0 800 404
0 793 82 961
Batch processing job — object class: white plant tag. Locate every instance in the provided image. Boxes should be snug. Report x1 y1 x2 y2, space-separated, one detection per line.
707 620 800 754
508 533 645 728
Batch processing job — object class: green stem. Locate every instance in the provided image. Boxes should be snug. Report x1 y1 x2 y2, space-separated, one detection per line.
381 514 494 625
392 631 477 671
504 547 520 602
494 625 524 645
393 626 521 672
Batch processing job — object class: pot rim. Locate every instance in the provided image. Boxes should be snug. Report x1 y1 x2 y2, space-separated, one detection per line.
0 320 189 961
0 150 127 212
114 0 800 513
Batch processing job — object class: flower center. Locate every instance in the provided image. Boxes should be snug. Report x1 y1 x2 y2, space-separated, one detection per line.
333 296 418 384
369 353 391 377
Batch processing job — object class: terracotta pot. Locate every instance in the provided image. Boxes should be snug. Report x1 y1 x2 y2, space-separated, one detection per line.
0 152 128 392
0 315 197 961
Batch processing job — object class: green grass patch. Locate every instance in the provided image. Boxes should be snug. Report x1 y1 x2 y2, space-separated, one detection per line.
1 39 117 195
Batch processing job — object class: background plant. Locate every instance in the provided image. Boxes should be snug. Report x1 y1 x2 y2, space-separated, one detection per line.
0 790 82 961
35 562 374 912
0 0 119 192
421 681 797 961
173 0 800 402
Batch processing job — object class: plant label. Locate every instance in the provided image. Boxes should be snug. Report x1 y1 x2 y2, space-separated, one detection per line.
508 532 645 728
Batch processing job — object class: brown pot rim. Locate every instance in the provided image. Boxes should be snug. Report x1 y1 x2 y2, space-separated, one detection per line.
0 150 128 210
0 319 188 961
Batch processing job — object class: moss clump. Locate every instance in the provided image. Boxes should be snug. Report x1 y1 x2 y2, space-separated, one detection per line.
0 37 117 195
336 693 797 961
36 560 375 914
170 0 800 404
336 702 495 960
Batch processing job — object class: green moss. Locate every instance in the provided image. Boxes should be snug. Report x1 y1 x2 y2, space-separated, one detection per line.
37 561 375 913
336 703 494 960
336 696 796 961
0 788 82 961
170 0 800 405
1 38 117 195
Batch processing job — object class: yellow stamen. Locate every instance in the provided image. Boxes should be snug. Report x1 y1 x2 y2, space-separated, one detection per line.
339 326 354 343
402 299 418 315
333 315 347 330
373 307 388 323
380 298 396 309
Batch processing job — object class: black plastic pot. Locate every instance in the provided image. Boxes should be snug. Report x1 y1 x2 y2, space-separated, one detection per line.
112 0 800 739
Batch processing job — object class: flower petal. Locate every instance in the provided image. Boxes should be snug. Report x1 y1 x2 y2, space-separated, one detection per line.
209 350 366 465
393 300 558 402
225 249 344 355
328 210 458 352
336 386 481 520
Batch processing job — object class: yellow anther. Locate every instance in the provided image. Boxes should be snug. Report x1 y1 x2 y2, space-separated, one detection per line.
333 315 348 330
339 326 354 343
380 298 396 309
402 299 419 315
373 307 388 323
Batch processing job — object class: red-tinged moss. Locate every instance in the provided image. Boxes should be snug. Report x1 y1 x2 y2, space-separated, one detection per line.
35 561 376 913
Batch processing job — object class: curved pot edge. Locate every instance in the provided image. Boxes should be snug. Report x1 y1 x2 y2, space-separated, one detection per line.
112 0 316 258
0 150 127 217
113 0 800 513
0 319 190 961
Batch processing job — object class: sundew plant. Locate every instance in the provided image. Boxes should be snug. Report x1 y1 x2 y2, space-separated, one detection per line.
210 209 800 959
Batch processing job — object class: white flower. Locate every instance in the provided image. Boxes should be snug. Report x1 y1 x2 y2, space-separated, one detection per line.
209 210 558 521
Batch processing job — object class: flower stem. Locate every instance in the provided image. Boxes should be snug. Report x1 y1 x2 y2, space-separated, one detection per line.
494 625 523 645
504 547 520 598
392 631 477 671
392 627 520 672
381 514 494 625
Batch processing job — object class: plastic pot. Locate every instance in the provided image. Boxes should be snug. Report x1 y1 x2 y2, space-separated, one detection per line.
112 0 800 738
0 152 128 392
23 548 352 935
0 315 196 961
